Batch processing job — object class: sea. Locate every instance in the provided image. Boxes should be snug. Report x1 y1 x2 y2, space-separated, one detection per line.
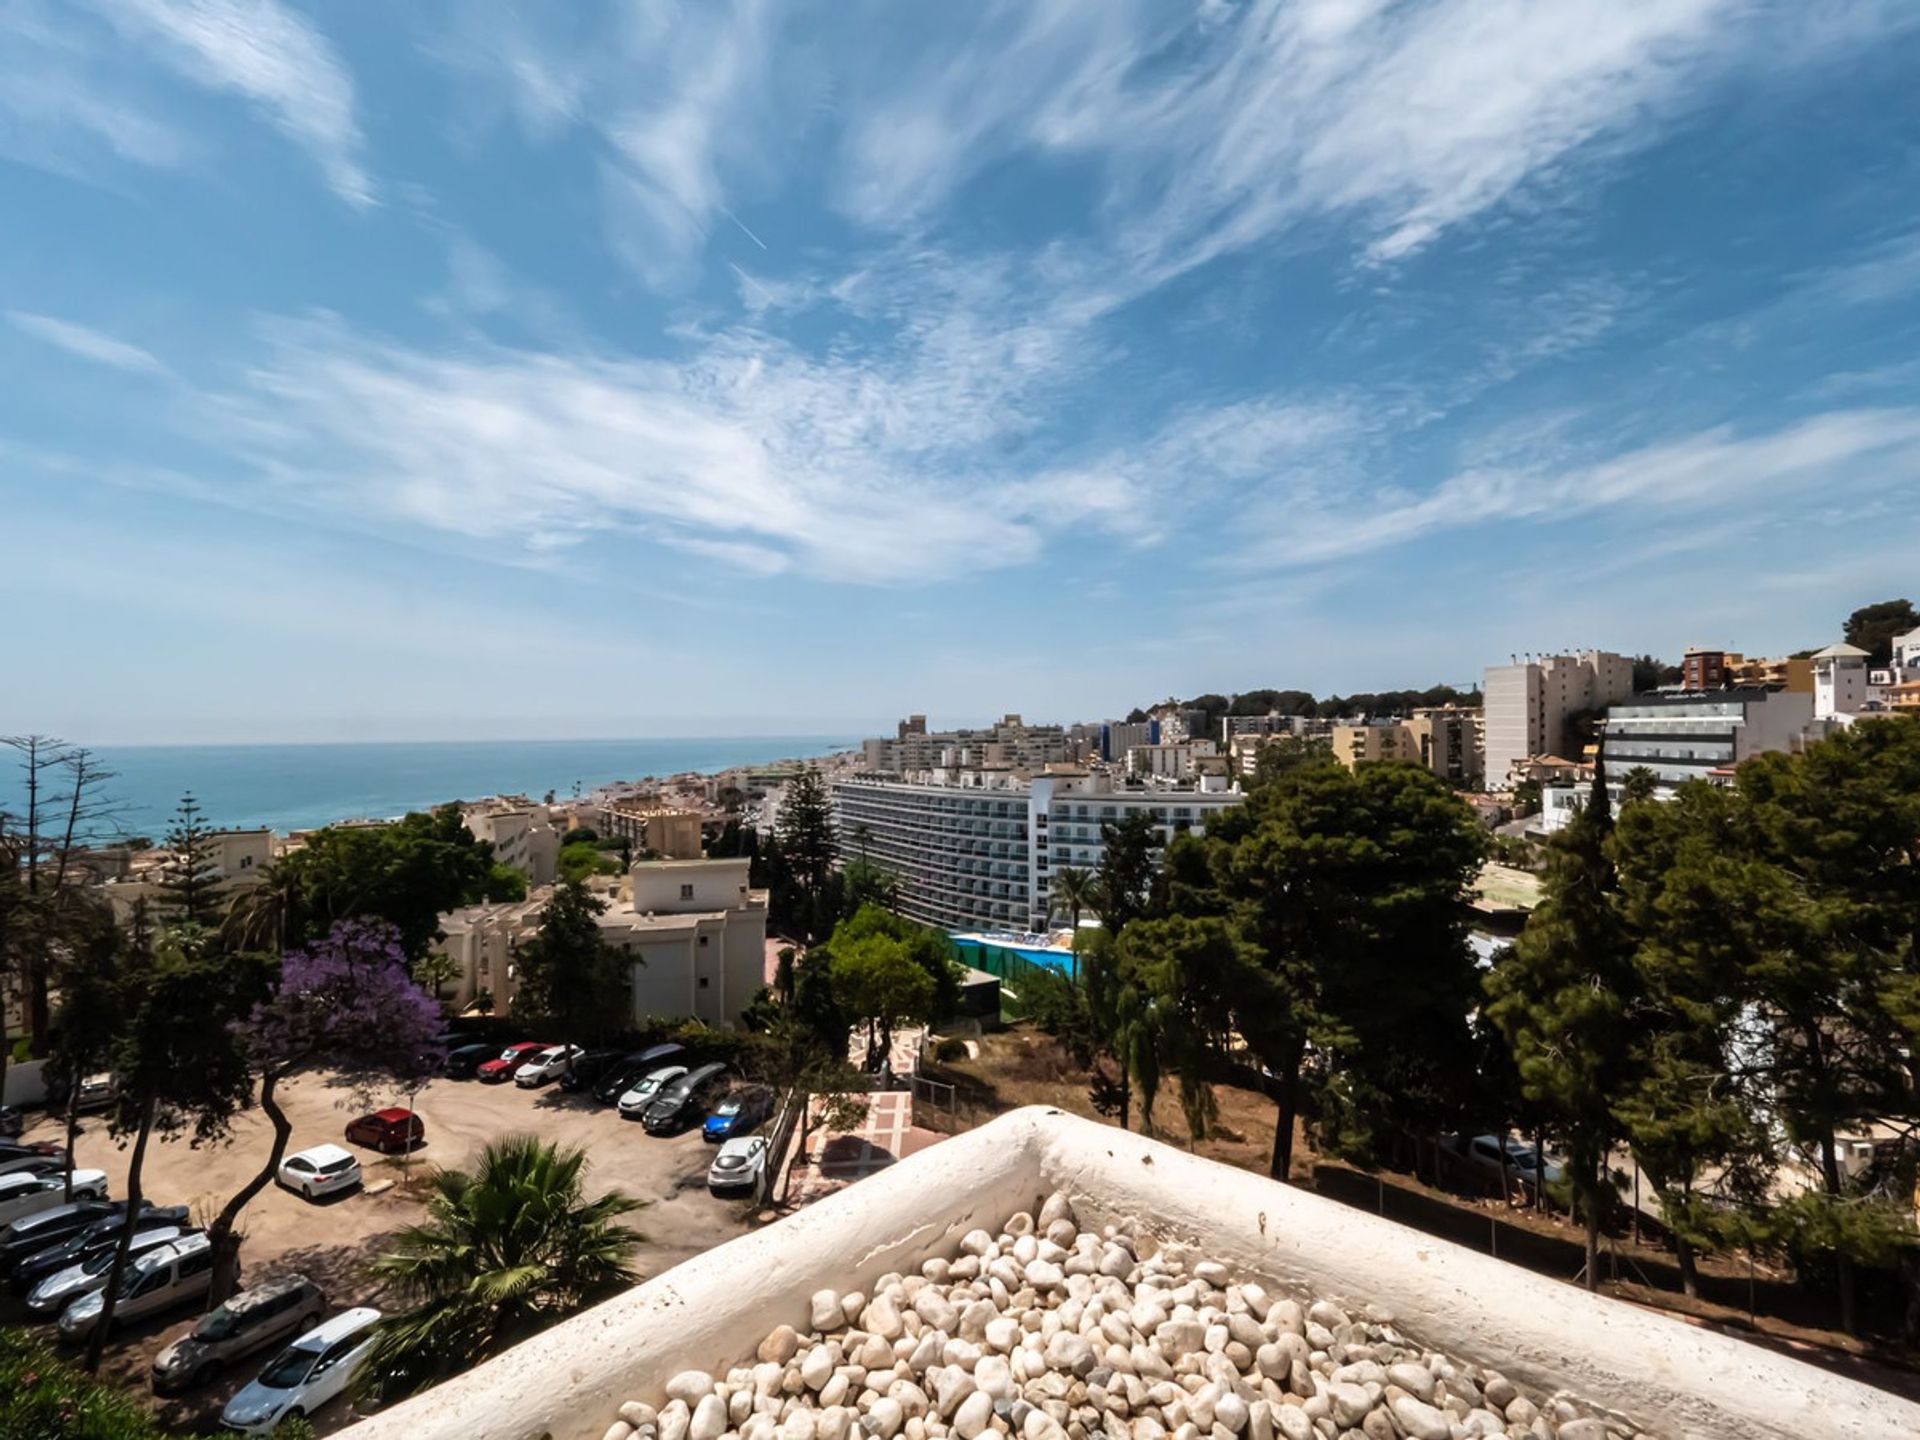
42 737 857 839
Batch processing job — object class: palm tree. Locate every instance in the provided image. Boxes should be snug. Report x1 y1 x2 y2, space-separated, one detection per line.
357 1137 645 1402
1049 867 1097 983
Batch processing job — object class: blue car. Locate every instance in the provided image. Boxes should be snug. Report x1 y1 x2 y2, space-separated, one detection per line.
701 1088 773 1143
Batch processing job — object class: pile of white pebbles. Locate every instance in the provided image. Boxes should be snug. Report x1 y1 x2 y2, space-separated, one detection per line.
603 1193 1643 1440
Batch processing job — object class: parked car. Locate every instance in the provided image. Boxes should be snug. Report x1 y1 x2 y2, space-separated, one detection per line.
0 1199 122 1274
0 1150 72 1180
11 1204 193 1294
220 1305 382 1434
442 1042 499 1079
702 1088 774 1144
69 1074 117 1113
0 1169 108 1225
277 1145 362 1201
152 1272 327 1393
514 1043 587 1087
0 1139 69 1178
0 1104 21 1138
616 1066 688 1121
344 1108 424 1154
594 1044 688 1104
642 1063 731 1135
557 1049 626 1093
58 1232 215 1341
708 1136 770 1195
26 1225 197 1316
1452 1134 1565 1195
477 1041 550 1083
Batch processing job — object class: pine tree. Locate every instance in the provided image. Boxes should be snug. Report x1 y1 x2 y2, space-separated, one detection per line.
775 768 837 940
157 793 222 929
1484 764 1638 1289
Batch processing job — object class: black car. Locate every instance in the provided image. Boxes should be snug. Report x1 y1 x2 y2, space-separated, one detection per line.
0 1199 121 1274
642 1062 731 1135
442 1042 500 1079
591 1044 688 1105
557 1050 626 1093
10 1204 193 1294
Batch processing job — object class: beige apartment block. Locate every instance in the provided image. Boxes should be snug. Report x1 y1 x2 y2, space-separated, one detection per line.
1482 650 1634 791
433 856 767 1029
464 802 562 885
1331 722 1421 769
598 802 704 859
98 826 273 923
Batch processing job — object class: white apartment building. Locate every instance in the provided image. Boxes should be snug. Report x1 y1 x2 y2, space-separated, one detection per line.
463 801 561 885
1127 739 1219 780
1483 650 1634 790
1812 642 1874 720
433 857 767 1028
1539 687 1817 833
99 827 273 922
832 768 1243 933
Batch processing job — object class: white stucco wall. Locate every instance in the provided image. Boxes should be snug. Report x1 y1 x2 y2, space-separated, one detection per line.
340 1108 1918 1440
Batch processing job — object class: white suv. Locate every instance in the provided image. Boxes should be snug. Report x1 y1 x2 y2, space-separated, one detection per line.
514 1043 586 1087
220 1305 383 1434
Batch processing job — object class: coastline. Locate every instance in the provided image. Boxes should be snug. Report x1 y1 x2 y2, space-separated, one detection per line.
74 736 861 838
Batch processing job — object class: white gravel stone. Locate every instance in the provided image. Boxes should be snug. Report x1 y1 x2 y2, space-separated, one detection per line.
952 1390 995 1440
813 1290 845 1331
690 1394 729 1440
667 1373 715 1406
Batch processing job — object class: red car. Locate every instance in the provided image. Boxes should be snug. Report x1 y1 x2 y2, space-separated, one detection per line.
345 1108 425 1153
477 1041 549 1083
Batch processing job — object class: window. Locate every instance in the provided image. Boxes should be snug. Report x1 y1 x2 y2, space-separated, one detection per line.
698 976 710 989
680 883 695 900
698 935 709 947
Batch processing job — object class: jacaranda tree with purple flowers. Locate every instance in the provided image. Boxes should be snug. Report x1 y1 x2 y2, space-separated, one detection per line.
205 919 446 1302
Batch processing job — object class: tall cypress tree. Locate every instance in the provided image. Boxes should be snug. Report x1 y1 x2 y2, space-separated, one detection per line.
1485 761 1638 1289
776 768 837 941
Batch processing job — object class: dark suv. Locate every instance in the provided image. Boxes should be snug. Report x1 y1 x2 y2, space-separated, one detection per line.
10 1204 192 1293
641 1062 731 1135
0 1199 121 1275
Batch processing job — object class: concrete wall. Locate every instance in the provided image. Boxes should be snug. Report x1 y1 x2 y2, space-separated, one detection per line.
340 1108 1916 1440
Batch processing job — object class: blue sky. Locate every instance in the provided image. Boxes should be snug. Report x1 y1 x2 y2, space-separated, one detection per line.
3 0 1918 744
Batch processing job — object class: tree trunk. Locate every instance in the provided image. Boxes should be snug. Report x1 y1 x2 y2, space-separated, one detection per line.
1268 1046 1304 1183
86 1095 155 1372
1819 1131 1858 1335
1118 1064 1131 1133
206 1068 293 1305
1581 1153 1602 1292
1533 1125 1547 1211
64 1086 84 1201
1675 1233 1700 1299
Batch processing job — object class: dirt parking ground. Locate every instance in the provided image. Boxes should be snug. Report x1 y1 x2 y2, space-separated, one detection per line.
2 1066 756 1434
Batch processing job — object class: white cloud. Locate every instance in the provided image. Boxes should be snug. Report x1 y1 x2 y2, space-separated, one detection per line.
6 310 168 374
196 287 1127 583
98 0 371 205
1236 407 1920 568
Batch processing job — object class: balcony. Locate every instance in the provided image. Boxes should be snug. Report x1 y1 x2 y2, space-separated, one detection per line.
338 1108 1910 1440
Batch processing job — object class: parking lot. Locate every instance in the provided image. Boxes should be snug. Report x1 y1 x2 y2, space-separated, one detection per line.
3 1065 758 1433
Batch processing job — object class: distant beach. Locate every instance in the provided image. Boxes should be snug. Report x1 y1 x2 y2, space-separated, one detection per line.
57 737 857 837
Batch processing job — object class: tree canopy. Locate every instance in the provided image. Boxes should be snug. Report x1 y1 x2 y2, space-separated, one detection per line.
1843 597 1918 666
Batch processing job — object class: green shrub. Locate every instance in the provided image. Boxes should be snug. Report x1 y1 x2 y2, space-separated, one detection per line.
0 1325 171 1439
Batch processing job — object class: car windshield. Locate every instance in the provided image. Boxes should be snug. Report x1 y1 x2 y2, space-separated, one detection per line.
715 1100 742 1116
258 1346 318 1388
196 1303 243 1339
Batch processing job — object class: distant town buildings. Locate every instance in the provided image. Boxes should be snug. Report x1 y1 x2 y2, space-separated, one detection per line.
99 826 272 922
861 715 1071 774
1812 642 1874 721
1328 705 1484 786
1482 650 1634 790
1127 739 1219 781
1099 720 1158 762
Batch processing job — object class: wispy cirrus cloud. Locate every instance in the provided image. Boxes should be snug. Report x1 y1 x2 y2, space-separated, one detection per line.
1234 406 1920 569
94 0 371 205
6 310 169 374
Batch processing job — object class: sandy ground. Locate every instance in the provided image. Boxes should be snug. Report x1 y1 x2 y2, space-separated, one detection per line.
3 1066 756 1434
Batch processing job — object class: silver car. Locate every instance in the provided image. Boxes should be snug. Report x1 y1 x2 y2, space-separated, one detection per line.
153 1273 327 1393
26 1225 195 1316
58 1232 214 1341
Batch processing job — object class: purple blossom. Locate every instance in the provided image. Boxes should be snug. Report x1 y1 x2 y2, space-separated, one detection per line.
240 919 446 1086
